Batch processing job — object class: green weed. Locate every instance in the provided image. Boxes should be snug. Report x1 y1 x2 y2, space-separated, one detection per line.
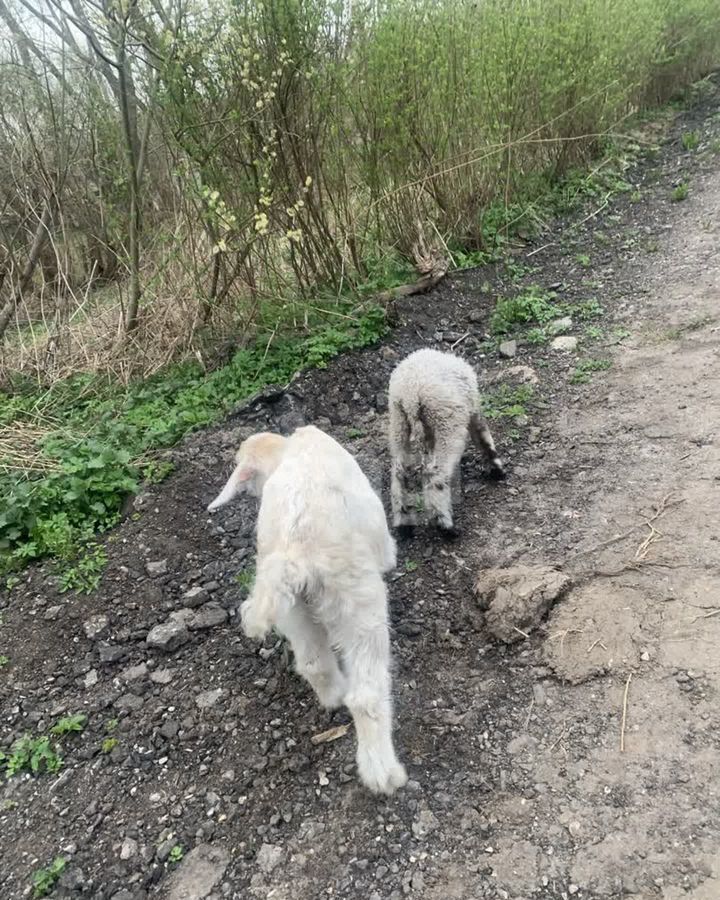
101 737 118 754
567 299 605 321
0 655 8 668
169 845 185 864
584 325 604 342
404 560 419 573
105 718 119 732
2 735 62 778
525 327 549 345
681 131 700 150
143 460 175 485
57 545 107 594
50 714 87 737
234 569 255 589
491 287 560 335
570 359 613 384
671 183 689 201
31 857 66 898
482 385 534 420
575 253 591 267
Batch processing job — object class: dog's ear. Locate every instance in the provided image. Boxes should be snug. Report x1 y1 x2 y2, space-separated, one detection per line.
207 463 254 511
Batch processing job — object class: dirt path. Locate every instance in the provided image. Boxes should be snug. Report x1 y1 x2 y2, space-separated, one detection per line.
2 86 720 900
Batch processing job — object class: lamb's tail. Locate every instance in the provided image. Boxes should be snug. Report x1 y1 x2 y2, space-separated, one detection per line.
241 552 312 640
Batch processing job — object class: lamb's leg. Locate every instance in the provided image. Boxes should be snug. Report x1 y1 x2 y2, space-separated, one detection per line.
335 578 407 795
275 602 346 710
469 411 505 479
422 429 467 539
389 401 416 539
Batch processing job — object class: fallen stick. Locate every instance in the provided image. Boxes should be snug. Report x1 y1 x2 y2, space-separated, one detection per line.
620 673 632 752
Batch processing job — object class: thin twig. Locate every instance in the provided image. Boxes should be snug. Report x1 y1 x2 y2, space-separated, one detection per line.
524 698 535 730
450 331 470 351
620 673 632 752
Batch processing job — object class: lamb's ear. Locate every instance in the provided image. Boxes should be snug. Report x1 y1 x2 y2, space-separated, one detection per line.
207 464 253 511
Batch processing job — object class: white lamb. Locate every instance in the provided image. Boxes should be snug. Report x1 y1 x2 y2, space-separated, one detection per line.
207 425 407 795
388 348 505 539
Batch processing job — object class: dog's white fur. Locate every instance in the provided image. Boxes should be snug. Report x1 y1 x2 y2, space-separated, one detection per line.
388 348 505 536
208 425 407 795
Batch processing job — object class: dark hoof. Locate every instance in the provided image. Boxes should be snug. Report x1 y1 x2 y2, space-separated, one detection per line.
396 524 415 540
488 466 507 481
436 523 460 541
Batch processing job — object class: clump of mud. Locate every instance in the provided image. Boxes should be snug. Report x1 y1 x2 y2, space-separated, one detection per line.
475 564 571 643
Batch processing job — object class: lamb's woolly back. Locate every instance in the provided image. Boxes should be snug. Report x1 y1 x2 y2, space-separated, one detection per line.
258 425 396 575
387 348 504 538
389 348 479 413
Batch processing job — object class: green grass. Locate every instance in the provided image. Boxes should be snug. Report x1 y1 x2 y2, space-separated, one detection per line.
681 131 700 150
0 307 387 579
482 384 535 420
671 183 689 201
570 359 613 384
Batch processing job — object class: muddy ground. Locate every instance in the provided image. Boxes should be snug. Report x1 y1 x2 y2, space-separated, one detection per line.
2 79 720 900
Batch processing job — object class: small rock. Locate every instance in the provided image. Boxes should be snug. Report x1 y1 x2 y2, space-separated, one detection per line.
507 734 537 755
44 605 62 621
548 316 573 335
58 867 86 892
188 602 228 631
256 843 283 874
84 669 99 690
160 720 179 740
146 621 189 652
499 340 517 359
120 837 138 860
550 335 578 352
468 309 484 324
640 651 650 662
411 871 425 891
121 662 148 682
195 688 223 710
151 668 174 685
182 586 208 608
84 614 110 641
99 643 127 664
156 838 175 862
532 683 546 706
146 559 168 577
411 808 439 839
116 693 144 712
504 365 539 384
